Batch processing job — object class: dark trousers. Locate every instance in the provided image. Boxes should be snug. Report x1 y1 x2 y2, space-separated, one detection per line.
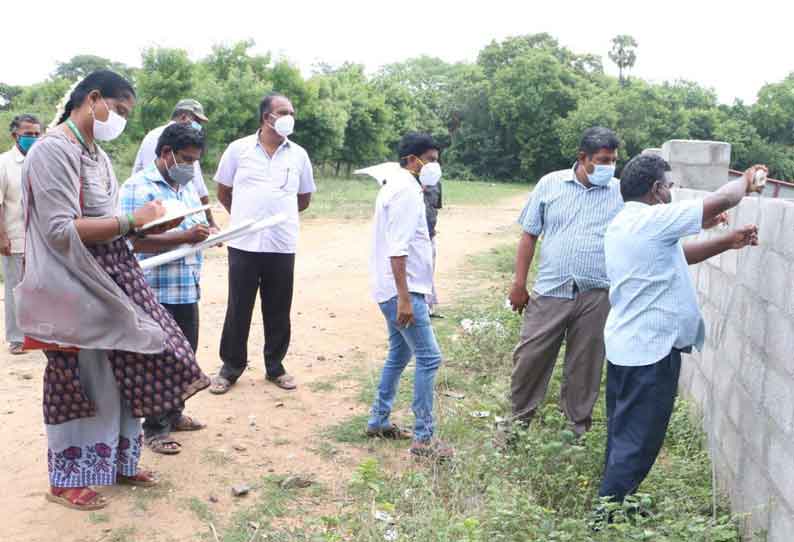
598 349 682 502
143 302 200 439
219 247 295 382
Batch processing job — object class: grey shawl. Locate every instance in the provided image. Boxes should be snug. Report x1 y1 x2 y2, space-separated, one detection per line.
15 128 166 353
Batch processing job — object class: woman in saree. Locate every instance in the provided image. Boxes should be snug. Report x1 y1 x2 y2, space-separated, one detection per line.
18 70 210 510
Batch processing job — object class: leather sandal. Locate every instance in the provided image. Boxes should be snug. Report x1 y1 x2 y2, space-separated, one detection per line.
117 470 159 488
267 374 297 390
46 487 108 511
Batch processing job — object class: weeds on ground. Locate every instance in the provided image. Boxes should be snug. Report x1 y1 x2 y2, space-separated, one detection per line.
319 242 754 541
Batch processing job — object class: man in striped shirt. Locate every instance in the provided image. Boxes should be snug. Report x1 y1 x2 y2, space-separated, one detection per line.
508 127 623 436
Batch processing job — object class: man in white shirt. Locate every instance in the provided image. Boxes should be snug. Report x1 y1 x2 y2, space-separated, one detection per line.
210 93 316 394
0 114 41 354
132 99 217 229
598 154 763 506
366 133 453 460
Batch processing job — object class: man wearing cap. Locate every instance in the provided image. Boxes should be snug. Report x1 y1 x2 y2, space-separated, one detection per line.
133 99 217 229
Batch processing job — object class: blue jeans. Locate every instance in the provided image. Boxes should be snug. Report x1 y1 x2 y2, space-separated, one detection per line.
368 293 442 443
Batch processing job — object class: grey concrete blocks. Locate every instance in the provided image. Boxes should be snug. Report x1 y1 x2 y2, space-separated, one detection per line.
663 140 731 192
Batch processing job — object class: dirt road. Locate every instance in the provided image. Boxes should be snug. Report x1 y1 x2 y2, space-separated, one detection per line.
0 193 525 541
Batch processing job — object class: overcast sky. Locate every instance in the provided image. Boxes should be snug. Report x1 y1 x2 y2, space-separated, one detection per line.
2 0 790 104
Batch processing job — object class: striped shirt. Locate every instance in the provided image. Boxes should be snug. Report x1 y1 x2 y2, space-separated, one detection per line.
518 165 624 299
120 163 207 305
604 200 706 366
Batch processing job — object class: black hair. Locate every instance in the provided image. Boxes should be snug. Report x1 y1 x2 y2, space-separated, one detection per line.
259 92 288 123
57 70 136 125
619 154 672 201
397 132 441 167
155 122 205 157
579 126 620 157
9 114 41 133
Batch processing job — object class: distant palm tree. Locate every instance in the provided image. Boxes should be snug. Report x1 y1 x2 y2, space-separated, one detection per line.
609 35 638 86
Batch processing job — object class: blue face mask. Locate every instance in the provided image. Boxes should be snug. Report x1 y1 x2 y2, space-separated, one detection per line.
190 121 202 132
17 135 38 155
587 164 615 186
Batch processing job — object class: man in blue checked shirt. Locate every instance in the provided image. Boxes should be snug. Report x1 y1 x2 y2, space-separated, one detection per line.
120 123 216 455
508 127 623 437
598 154 763 505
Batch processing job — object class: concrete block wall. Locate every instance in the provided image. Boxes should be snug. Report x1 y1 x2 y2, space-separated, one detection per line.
664 140 731 192
673 188 794 541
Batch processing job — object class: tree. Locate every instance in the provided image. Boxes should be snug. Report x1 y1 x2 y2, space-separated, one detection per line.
609 35 638 86
751 73 794 146
54 54 133 81
134 48 195 134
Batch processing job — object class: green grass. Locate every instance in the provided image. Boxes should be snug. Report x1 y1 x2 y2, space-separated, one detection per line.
185 496 214 523
304 177 527 220
317 241 754 542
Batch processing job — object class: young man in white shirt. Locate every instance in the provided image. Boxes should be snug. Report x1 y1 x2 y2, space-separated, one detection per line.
210 93 316 394
366 132 453 460
132 99 217 229
599 154 763 506
0 114 41 354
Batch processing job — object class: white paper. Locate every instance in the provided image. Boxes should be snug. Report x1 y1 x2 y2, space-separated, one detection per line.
139 201 212 231
139 214 287 270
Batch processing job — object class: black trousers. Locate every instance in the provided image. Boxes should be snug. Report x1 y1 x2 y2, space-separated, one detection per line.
598 349 682 502
219 247 295 382
143 302 200 438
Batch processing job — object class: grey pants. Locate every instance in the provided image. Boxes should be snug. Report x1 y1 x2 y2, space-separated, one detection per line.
2 254 23 344
511 289 610 435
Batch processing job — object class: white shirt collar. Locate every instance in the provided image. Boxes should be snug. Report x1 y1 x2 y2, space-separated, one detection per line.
11 145 25 163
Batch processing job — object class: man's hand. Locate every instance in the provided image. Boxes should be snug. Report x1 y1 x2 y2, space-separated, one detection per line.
133 200 167 226
742 165 768 194
509 283 530 314
184 224 211 244
396 294 415 328
0 235 11 257
728 224 759 249
703 212 728 230
209 225 223 247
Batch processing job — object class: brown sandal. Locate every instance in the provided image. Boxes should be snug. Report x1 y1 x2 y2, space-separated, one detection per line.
410 439 455 461
366 424 412 440
146 435 181 455
267 374 297 390
209 375 233 395
117 470 159 488
172 414 206 432
46 487 108 511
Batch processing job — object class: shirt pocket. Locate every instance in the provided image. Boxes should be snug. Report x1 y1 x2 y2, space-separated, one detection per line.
271 165 300 194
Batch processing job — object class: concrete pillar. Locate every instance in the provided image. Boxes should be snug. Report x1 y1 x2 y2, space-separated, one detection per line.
662 140 731 191
642 148 663 157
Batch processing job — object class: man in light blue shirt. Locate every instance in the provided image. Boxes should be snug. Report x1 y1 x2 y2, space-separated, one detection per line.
509 127 624 436
599 153 764 504
120 123 215 455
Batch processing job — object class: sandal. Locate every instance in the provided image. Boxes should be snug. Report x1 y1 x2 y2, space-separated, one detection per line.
267 374 297 390
366 424 412 440
172 414 206 432
410 439 455 461
46 487 107 511
209 375 233 395
117 470 159 488
146 435 181 455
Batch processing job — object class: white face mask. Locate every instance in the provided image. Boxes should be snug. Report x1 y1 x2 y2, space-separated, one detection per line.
270 114 295 137
92 97 127 141
419 161 442 186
